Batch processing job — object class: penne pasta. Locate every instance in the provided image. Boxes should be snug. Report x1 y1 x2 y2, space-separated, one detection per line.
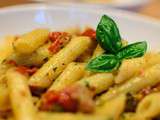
0 83 10 112
49 62 86 91
7 42 52 67
38 112 110 120
96 94 126 120
121 113 147 120
0 64 11 84
29 36 92 88
64 27 80 36
97 64 160 104
77 73 114 94
6 68 37 120
77 39 97 62
115 57 145 84
1 18 160 119
0 36 15 64
144 52 160 67
122 40 128 47
13 29 49 54
136 92 160 119
0 65 14 113
91 44 105 59
115 53 160 84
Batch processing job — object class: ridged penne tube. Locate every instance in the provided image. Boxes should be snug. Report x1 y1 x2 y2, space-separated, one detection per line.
0 84 10 112
97 64 160 104
0 36 15 64
77 52 92 63
13 29 49 54
0 64 11 84
77 73 114 94
0 65 13 112
49 62 86 91
29 36 92 88
26 42 52 66
92 44 105 58
84 44 104 77
122 40 128 47
115 53 160 84
6 69 37 120
121 113 146 120
5 117 14 120
115 57 145 84
121 113 135 120
96 94 126 120
7 42 52 67
76 36 97 63
136 92 160 119
64 27 80 36
38 112 109 120
144 52 160 67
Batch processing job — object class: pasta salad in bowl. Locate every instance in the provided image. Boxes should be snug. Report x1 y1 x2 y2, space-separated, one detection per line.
0 4 160 120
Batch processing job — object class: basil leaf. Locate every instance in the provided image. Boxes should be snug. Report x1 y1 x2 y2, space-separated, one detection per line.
96 15 122 53
86 54 120 72
117 41 147 60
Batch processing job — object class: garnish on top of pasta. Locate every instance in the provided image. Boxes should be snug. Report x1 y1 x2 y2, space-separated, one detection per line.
0 15 160 120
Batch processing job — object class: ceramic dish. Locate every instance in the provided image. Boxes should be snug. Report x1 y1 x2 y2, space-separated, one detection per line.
30 0 150 10
0 4 159 50
1 4 160 120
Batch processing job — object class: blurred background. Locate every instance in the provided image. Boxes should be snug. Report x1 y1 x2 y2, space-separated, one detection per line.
0 0 160 20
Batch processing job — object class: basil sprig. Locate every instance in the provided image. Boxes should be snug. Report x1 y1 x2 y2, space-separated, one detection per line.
86 54 120 72
117 41 147 60
96 15 122 54
86 15 147 72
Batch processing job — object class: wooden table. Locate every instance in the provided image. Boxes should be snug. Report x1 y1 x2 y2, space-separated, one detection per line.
0 0 32 7
140 0 160 19
0 0 160 20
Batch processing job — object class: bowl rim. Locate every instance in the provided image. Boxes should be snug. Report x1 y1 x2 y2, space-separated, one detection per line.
21 0 151 9
0 3 160 27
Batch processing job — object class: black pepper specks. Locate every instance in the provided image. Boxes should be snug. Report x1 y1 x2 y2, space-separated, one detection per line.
53 67 57 72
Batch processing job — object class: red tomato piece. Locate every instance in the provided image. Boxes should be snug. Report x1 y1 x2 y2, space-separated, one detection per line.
40 91 60 110
58 92 77 112
48 32 71 53
16 66 37 75
81 28 96 40
6 60 17 66
49 32 62 42
40 84 94 113
48 38 62 53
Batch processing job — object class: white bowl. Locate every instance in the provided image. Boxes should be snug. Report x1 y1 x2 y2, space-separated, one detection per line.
90 0 150 9
0 4 160 51
31 0 150 10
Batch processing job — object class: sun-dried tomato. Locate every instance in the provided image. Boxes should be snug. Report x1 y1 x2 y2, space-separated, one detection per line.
6 60 17 66
16 66 37 75
40 84 94 113
49 32 62 42
48 32 71 53
40 91 60 111
58 92 77 112
81 28 96 40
